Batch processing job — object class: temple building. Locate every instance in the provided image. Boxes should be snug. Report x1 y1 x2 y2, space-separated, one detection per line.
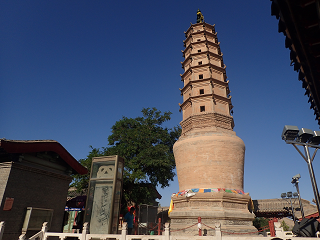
270 0 320 125
170 11 256 235
0 139 87 240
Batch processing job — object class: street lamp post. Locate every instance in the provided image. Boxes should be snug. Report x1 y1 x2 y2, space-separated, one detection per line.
291 174 305 219
281 191 297 222
281 125 320 216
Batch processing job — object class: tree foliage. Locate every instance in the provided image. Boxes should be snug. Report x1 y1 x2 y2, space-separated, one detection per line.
253 217 270 231
71 107 181 206
71 147 105 193
281 220 290 231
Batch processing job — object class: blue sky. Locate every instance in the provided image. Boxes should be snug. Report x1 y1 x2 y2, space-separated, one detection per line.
1 1 320 207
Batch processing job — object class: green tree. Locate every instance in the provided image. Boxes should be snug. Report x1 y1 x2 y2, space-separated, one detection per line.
253 217 270 231
71 147 105 192
71 107 181 206
281 220 290 231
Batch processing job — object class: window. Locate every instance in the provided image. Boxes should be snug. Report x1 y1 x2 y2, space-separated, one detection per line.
198 49 201 53
22 207 53 232
200 89 204 94
197 39 201 41
200 106 205 112
199 74 203 79
198 61 202 65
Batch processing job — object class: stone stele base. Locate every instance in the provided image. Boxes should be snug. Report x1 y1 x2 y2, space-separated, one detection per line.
169 192 256 236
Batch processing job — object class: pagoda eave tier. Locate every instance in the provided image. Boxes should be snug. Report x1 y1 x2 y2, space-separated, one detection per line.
183 63 226 73
181 51 223 67
181 64 226 79
183 30 217 44
184 22 216 36
180 94 232 110
184 37 219 48
182 41 220 56
180 78 230 93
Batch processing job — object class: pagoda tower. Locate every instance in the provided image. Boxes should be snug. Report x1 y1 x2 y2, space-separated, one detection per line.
170 11 255 235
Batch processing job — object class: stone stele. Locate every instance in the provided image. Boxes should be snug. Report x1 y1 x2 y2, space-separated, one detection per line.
170 18 256 235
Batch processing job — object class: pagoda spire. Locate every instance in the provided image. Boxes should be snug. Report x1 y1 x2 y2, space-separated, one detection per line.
196 9 204 23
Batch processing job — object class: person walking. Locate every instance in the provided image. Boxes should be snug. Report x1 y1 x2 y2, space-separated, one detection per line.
124 207 135 235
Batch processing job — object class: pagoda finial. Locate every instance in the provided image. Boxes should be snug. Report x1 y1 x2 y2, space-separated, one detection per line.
196 9 204 23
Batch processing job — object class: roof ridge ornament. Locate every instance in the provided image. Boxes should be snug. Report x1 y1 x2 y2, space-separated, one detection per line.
197 9 204 23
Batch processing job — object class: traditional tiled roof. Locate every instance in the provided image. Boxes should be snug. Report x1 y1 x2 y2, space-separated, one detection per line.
0 138 88 175
271 0 320 125
253 198 317 218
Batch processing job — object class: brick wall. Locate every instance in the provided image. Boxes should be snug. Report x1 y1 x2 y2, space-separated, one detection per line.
0 162 72 240
0 162 12 206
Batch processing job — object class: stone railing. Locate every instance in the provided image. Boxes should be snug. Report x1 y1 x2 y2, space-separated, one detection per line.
0 221 4 240
0 220 317 240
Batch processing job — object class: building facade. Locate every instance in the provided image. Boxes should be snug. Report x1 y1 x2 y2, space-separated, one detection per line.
0 139 87 240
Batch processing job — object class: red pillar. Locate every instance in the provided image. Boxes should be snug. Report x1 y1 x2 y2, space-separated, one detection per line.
268 218 278 237
158 218 161 235
134 221 138 235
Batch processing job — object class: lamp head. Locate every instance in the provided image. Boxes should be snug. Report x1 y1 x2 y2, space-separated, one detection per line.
297 128 314 143
287 191 293 198
293 192 299 198
291 173 301 184
281 193 287 198
282 125 299 141
309 131 320 145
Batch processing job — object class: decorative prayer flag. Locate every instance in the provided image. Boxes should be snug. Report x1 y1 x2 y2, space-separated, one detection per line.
168 199 174 216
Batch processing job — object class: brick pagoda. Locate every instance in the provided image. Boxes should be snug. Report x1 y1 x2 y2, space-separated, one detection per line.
170 11 255 235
